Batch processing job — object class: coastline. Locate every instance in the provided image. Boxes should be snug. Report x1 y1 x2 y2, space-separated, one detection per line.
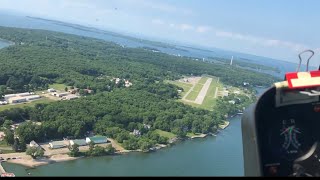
2 119 234 172
5 154 82 168
219 121 230 130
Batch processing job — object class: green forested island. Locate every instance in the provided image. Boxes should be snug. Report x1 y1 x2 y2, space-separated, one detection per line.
0 26 279 152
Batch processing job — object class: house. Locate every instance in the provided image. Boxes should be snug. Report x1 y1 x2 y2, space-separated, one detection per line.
47 88 56 93
177 90 182 93
64 95 79 100
143 124 151 129
85 136 108 144
49 141 67 149
84 89 93 94
8 97 27 104
0 101 8 105
132 129 141 136
69 139 87 146
26 95 41 101
115 78 121 84
228 100 236 105
29 140 40 148
68 89 78 94
124 80 133 87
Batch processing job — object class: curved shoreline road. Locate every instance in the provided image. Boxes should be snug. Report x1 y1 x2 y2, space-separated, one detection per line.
194 78 213 105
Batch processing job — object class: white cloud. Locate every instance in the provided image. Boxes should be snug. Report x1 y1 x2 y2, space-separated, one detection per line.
151 19 165 25
196 26 211 33
214 30 309 52
121 0 194 15
179 24 194 31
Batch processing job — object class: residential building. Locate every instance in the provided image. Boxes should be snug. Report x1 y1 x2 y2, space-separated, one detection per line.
85 136 108 144
143 124 151 129
29 140 40 148
0 101 8 105
47 88 56 93
69 139 87 146
133 129 141 136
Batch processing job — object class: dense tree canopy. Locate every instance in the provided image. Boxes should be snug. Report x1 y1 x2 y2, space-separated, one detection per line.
0 27 276 151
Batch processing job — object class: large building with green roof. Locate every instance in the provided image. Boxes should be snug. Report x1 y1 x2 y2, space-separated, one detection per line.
85 136 108 144
70 139 87 146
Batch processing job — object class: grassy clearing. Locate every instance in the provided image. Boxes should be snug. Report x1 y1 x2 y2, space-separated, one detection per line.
0 141 15 154
49 83 69 91
167 81 193 97
198 77 209 84
201 77 223 110
155 129 177 139
186 132 198 138
185 91 199 101
0 97 55 112
185 83 204 101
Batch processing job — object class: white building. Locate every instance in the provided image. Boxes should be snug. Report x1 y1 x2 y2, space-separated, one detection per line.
0 101 8 105
133 129 141 136
4 94 16 100
55 92 69 97
85 136 108 144
49 141 67 149
16 92 32 97
26 95 41 101
8 97 27 104
64 95 79 100
47 88 56 93
29 140 40 148
143 124 151 129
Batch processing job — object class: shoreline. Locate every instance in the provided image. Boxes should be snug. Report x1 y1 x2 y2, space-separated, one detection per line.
4 154 82 169
2 117 237 173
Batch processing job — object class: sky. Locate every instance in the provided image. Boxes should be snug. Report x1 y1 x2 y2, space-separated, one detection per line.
1 0 320 64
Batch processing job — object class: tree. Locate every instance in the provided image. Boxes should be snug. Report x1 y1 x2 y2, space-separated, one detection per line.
13 138 20 152
68 143 80 157
26 147 44 159
88 141 95 153
105 144 116 154
79 89 86 96
3 119 13 129
19 139 27 152
91 146 105 156
4 129 14 145
65 87 68 92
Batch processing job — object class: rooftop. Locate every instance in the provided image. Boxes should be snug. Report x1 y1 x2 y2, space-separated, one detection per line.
71 139 87 144
49 141 66 146
88 136 107 142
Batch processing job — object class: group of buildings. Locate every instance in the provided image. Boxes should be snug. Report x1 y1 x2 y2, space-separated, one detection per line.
49 88 80 100
113 78 133 88
2 92 41 104
30 136 109 150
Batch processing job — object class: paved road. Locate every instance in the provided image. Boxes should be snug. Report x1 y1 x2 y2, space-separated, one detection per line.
194 78 213 105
